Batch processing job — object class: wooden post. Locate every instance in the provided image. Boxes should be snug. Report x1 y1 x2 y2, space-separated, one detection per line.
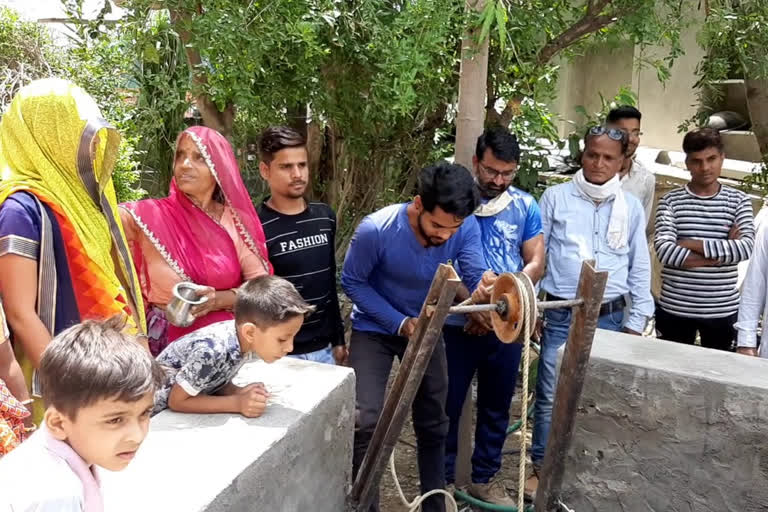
349 264 461 511
534 260 608 512
455 386 474 487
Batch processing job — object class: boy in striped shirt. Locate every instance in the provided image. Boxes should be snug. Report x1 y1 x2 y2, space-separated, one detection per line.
654 128 755 350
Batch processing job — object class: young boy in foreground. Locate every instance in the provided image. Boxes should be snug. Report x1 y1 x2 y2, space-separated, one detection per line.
152 275 314 417
0 317 163 511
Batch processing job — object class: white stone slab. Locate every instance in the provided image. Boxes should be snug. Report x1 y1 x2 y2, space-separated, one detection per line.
101 358 355 512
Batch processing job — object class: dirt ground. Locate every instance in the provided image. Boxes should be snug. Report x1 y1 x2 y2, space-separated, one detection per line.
377 362 533 512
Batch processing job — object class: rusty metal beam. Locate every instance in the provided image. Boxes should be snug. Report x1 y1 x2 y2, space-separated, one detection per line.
349 264 461 511
534 260 608 511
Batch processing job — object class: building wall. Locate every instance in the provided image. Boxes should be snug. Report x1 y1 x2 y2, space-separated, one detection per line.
552 44 635 135
632 6 707 152
552 5 707 153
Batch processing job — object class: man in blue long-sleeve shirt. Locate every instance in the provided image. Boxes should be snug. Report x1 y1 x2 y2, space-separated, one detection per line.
342 162 489 512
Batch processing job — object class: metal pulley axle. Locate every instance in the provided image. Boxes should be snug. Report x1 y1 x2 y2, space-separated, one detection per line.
428 272 585 343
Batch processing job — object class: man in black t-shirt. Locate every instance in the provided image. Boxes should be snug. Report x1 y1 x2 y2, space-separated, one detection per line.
257 126 348 365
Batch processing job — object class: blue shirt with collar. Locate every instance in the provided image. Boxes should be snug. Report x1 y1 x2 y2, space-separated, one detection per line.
540 180 653 332
446 185 543 326
341 203 486 336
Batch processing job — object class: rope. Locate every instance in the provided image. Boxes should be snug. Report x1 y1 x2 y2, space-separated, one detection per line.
389 451 459 512
388 272 538 512
512 272 537 512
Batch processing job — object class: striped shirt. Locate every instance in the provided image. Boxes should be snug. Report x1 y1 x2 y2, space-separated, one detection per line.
654 185 755 318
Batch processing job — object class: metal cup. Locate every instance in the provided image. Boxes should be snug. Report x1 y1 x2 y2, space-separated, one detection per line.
166 282 209 328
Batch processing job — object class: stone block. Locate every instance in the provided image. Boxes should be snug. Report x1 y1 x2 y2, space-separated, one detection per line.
559 330 768 512
102 358 355 512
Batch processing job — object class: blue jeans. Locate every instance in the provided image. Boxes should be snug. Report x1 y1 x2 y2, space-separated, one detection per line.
531 306 624 465
288 346 335 364
443 325 522 484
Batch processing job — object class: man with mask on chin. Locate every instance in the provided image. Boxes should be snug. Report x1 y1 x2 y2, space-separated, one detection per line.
342 161 492 512
442 127 544 506
524 126 653 499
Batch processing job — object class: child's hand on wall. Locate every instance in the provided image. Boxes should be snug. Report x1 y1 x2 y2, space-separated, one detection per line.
237 383 269 418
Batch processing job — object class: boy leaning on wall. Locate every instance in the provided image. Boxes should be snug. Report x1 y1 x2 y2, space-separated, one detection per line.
151 274 314 417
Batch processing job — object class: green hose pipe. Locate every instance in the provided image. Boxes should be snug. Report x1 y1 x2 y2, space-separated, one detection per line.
453 489 535 511
507 402 535 434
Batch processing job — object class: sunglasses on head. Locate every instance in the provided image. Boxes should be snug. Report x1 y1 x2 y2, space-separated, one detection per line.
587 125 628 142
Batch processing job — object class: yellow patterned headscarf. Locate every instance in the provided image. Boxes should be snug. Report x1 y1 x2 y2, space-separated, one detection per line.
0 78 145 332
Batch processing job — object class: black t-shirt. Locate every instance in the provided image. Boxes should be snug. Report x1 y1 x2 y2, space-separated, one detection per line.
257 200 345 354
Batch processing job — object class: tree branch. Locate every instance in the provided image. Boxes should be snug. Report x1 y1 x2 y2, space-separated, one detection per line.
536 0 626 65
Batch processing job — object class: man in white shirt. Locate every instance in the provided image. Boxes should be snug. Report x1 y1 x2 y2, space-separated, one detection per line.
607 106 655 233
736 218 768 358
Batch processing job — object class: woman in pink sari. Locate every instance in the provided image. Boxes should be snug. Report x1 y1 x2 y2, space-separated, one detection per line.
119 126 271 354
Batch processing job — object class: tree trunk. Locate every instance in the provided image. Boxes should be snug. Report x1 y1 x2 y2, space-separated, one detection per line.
453 0 489 489
454 0 489 170
195 96 235 138
169 8 236 138
745 78 768 159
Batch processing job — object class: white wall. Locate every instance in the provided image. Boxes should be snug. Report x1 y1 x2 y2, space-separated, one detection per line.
552 4 707 153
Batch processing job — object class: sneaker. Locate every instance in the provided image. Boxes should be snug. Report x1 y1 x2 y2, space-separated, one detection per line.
467 479 516 507
524 467 539 501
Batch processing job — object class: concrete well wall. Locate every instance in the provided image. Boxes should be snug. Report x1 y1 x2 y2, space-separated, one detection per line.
559 330 768 512
102 358 356 512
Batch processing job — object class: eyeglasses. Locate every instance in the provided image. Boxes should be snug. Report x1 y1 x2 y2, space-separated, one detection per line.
587 125 628 142
478 162 517 181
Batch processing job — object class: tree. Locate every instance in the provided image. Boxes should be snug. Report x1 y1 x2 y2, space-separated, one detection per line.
58 0 691 250
696 0 768 159
0 7 64 111
454 0 490 169
0 6 143 202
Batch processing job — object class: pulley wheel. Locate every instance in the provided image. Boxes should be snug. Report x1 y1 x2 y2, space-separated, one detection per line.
514 271 538 343
490 273 523 343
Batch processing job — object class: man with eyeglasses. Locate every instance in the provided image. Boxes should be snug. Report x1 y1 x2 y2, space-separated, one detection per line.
525 125 653 498
607 106 655 231
442 127 544 506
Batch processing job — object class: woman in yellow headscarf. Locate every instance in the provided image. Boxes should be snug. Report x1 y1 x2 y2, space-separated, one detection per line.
0 78 146 423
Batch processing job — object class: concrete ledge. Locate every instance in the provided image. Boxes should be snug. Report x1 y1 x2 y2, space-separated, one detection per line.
102 358 355 512
560 330 768 512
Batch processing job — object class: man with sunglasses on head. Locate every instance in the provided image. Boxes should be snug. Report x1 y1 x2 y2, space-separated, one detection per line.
607 106 655 232
442 127 545 506
525 125 653 498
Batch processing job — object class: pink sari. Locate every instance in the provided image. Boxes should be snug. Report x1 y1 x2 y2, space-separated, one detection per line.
122 126 271 344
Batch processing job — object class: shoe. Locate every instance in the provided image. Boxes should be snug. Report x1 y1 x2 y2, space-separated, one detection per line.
467 479 516 507
445 483 456 508
523 468 539 501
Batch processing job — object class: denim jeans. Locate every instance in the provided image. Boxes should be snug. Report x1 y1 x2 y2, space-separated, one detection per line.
288 346 335 365
443 325 522 484
530 306 624 465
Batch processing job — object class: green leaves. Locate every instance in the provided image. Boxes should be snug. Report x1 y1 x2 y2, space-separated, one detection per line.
495 1 508 52
474 0 508 51
478 1 496 44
